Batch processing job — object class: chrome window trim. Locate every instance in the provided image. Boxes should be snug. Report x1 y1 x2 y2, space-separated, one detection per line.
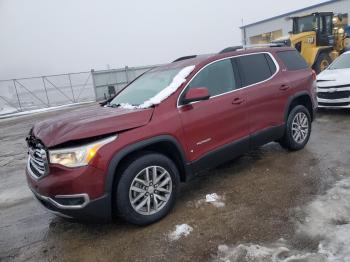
177 52 280 108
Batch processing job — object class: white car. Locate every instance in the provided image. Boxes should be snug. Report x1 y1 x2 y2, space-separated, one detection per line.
317 51 350 108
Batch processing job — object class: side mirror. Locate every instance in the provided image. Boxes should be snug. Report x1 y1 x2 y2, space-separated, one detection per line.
183 87 210 104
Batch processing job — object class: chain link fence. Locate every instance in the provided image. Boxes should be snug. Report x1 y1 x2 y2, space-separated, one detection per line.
91 65 158 101
0 72 95 115
0 64 162 116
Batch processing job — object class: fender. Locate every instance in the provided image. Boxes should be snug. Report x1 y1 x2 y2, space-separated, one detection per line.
104 135 190 194
284 91 315 122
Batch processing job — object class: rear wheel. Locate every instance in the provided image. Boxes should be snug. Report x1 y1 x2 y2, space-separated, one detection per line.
314 52 332 74
115 152 180 226
279 105 311 151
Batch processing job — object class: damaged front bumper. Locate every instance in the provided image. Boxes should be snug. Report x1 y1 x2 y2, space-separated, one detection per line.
29 185 111 222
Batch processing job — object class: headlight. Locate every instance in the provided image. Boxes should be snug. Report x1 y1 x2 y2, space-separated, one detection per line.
49 135 117 167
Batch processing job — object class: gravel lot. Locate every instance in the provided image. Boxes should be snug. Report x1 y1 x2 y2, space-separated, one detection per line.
0 106 349 262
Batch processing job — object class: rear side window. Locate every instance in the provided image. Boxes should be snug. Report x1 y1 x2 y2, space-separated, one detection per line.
277 50 308 70
187 59 236 97
236 53 276 87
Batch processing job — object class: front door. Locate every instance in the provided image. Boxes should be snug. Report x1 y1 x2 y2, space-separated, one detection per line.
178 58 250 167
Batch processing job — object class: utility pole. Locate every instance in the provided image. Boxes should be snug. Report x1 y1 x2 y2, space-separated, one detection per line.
241 18 247 46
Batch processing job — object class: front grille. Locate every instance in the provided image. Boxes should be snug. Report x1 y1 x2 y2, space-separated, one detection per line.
29 148 48 178
317 84 350 89
317 91 350 100
319 102 350 107
26 134 49 179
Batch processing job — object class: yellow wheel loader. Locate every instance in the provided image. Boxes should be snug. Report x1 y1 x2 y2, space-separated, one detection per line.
274 12 350 74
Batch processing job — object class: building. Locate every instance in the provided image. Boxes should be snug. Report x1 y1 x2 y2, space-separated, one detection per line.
241 0 350 45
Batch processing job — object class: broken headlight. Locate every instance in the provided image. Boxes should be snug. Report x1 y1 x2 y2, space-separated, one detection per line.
49 135 117 167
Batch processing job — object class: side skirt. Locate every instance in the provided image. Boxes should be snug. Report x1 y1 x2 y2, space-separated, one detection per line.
250 125 285 149
189 136 250 175
188 124 285 176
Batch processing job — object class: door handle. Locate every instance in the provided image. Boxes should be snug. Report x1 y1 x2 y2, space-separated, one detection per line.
232 97 245 105
279 84 290 91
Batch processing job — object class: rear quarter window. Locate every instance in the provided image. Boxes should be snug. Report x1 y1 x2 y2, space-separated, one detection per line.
277 50 308 70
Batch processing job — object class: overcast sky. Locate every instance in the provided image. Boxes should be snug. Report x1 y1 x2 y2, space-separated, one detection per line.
0 0 327 79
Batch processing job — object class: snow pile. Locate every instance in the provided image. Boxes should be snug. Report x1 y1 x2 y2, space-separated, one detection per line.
168 224 193 241
215 176 350 261
216 242 324 262
118 65 195 110
299 177 350 261
195 193 225 208
205 193 225 208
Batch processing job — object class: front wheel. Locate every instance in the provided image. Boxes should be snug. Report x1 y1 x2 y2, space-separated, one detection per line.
279 105 311 151
115 152 180 226
313 52 332 74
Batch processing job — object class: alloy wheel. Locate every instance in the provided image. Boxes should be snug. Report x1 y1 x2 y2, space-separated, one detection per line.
129 166 172 215
291 112 309 144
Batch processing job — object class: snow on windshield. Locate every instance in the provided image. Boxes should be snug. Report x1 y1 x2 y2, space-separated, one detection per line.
119 65 195 109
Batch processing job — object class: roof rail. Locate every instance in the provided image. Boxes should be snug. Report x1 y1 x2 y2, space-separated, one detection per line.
219 46 243 54
172 55 197 63
242 43 286 49
219 43 286 54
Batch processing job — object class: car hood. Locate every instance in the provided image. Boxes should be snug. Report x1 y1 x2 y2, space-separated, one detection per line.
32 105 154 147
317 68 350 86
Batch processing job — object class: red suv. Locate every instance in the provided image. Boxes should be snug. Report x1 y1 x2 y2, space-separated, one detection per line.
26 47 317 225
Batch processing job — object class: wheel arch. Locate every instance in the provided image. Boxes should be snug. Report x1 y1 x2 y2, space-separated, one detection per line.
285 92 315 122
105 135 190 195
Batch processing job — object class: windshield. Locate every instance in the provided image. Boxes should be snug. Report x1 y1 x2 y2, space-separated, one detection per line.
329 53 350 70
109 67 183 107
293 15 317 34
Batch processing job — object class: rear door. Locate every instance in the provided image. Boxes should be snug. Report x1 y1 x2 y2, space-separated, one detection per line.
235 53 286 144
178 58 249 164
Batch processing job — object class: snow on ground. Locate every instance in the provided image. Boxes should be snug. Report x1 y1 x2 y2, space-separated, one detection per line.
168 224 193 241
215 176 350 262
0 101 94 119
205 193 225 208
0 106 18 115
195 193 225 208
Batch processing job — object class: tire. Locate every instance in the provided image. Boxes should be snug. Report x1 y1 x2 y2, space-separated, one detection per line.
279 105 311 151
313 52 332 74
115 152 180 226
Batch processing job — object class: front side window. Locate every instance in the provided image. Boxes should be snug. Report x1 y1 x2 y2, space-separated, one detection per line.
186 59 236 97
329 53 350 70
237 53 275 86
